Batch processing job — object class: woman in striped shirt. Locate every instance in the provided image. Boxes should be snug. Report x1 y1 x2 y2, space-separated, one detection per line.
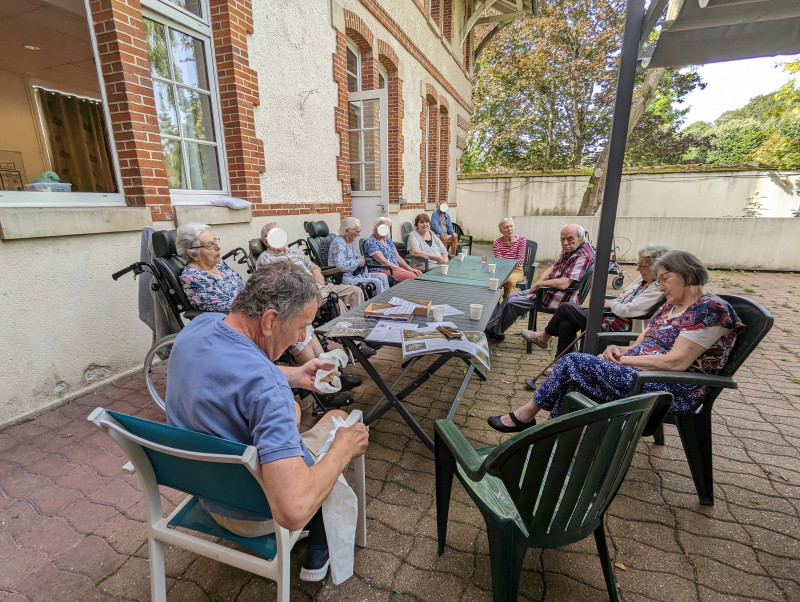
492 217 527 299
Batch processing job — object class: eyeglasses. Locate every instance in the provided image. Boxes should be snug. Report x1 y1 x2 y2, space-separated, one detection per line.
191 238 220 251
657 271 673 286
635 261 651 268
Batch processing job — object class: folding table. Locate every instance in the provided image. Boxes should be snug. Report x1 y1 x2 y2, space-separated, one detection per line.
316 277 504 452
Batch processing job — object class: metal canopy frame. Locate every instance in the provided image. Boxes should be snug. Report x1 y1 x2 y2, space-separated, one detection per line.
583 0 800 353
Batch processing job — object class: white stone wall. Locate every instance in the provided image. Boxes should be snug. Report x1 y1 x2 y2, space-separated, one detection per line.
457 171 800 242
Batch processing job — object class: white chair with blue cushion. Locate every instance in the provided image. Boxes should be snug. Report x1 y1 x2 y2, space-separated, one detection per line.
88 407 367 601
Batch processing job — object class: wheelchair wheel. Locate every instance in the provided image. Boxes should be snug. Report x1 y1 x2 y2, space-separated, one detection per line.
612 274 624 290
144 334 176 411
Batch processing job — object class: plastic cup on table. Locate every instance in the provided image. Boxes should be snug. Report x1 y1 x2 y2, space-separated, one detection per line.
489 278 499 291
432 305 445 322
481 256 488 264
458 252 466 262
488 263 496 273
470 303 483 320
440 264 449 275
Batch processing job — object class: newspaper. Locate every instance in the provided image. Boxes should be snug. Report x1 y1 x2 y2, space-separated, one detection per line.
400 328 490 370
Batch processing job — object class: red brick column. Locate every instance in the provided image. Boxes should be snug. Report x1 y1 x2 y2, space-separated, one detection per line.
421 85 439 207
377 41 404 206
209 0 265 210
438 98 450 206
89 0 172 221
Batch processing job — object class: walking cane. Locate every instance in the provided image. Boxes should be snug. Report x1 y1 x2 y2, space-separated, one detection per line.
525 331 587 390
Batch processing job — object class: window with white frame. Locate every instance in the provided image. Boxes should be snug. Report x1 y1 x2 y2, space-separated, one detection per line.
346 41 361 93
143 0 224 194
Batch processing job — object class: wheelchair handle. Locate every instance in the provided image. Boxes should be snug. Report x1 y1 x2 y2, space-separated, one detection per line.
112 263 139 280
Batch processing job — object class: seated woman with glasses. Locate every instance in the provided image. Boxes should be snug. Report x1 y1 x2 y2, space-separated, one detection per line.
176 222 244 313
488 250 743 433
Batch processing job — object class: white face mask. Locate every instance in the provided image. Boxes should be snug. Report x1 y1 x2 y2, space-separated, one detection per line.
377 223 391 237
439 203 448 213
266 227 288 250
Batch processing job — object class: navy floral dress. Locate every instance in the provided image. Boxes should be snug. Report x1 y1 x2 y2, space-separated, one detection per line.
533 294 742 416
180 262 245 313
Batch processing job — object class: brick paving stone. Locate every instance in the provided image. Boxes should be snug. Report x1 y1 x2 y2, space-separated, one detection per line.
14 563 116 602
97 556 155 600
92 513 147 556
53 534 126 583
393 562 467 600
25 483 82 516
1 501 48 540
58 496 120 534
0 532 50 590
86 478 141 511
18 517 82 556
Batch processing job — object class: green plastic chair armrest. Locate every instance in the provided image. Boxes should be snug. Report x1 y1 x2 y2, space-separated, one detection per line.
562 392 599 414
630 371 737 395
434 419 488 481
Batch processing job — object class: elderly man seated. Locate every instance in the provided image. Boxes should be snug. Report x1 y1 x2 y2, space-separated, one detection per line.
484 223 595 342
166 262 370 582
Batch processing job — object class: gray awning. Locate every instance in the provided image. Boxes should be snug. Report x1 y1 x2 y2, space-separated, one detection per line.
642 0 800 68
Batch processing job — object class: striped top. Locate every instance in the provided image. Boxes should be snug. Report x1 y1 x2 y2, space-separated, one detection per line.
493 235 527 267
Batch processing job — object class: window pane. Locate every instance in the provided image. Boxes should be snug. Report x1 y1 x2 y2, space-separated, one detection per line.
144 19 170 80
169 28 209 90
185 142 221 190
346 46 359 92
347 73 359 93
363 163 380 191
362 99 380 129
153 81 180 136
349 163 362 191
378 73 386 89
348 130 362 163
348 102 361 130
177 87 215 141
163 0 202 18
161 138 185 189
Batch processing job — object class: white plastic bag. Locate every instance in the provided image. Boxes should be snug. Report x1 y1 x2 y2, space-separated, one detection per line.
316 410 362 584
314 349 349 394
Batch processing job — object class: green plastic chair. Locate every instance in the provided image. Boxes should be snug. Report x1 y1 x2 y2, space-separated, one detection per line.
88 408 367 601
526 264 595 353
452 222 473 256
435 392 672 601
596 294 773 505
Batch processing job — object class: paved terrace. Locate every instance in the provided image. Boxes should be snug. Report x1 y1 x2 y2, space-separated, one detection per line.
2 265 800 601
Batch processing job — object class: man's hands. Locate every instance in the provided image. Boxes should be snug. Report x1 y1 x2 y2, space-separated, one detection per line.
332 422 369 461
283 358 339 391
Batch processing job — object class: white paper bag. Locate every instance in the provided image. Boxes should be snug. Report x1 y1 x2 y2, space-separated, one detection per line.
314 349 349 393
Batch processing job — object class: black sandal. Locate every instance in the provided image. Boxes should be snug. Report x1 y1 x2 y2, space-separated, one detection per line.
487 411 537 433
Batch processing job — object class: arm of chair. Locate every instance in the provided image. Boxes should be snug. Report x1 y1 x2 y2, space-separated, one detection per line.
629 371 738 395
562 392 599 414
516 262 540 291
434 419 488 482
595 331 639 353
406 251 429 272
365 259 393 275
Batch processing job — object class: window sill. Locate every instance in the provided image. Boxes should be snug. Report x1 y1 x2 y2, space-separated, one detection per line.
0 191 126 208
0 206 152 240
173 204 252 226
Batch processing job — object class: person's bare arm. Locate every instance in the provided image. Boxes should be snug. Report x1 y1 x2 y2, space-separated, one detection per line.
369 250 391 266
260 424 369 530
310 265 325 286
618 336 707 372
279 359 337 392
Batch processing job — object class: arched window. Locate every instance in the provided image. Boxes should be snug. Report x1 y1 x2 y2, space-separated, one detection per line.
346 40 361 93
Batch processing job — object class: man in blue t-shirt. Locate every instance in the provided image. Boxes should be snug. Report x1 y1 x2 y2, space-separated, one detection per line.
166 262 369 582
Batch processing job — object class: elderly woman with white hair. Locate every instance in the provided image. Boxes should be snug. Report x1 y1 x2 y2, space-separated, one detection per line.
492 217 527 300
363 217 422 281
177 222 245 313
328 216 390 294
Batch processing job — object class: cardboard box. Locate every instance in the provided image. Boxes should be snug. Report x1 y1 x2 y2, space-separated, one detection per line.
363 298 431 321
406 298 432 316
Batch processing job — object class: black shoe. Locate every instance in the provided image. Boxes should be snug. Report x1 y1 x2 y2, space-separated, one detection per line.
340 373 363 391
487 411 537 433
485 329 505 342
358 343 377 358
300 545 330 582
319 391 353 410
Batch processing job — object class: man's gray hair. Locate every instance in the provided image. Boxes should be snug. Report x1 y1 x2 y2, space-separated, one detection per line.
260 221 278 240
231 262 321 322
340 216 360 236
176 222 210 259
562 224 586 240
652 250 709 287
637 243 670 261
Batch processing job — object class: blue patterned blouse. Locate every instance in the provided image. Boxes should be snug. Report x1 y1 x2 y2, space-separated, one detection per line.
180 262 245 313
364 235 400 268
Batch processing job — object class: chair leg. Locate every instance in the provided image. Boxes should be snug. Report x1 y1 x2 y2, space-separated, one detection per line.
676 413 715 505
486 517 528 602
653 422 665 446
149 538 167 602
434 433 456 555
526 309 534 354
593 522 620 602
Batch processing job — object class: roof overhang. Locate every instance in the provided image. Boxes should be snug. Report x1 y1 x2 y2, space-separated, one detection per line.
460 0 537 53
640 0 800 68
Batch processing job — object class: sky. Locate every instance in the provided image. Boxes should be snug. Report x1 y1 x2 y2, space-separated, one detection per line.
679 53 800 127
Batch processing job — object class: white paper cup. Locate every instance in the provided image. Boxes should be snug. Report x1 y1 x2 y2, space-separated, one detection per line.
440 264 449 275
489 278 500 291
458 252 466 261
432 305 445 322
470 303 483 320
488 263 496 273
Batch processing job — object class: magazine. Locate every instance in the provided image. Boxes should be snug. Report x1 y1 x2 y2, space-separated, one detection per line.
400 328 490 370
327 317 377 338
